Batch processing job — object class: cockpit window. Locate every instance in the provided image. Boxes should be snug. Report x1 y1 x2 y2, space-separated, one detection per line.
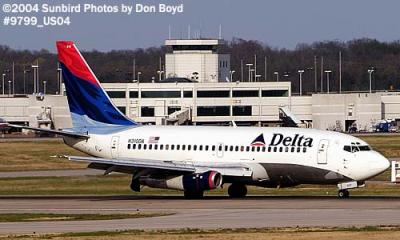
343 144 371 152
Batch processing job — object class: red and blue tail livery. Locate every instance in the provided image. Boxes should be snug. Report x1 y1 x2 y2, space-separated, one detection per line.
57 41 136 127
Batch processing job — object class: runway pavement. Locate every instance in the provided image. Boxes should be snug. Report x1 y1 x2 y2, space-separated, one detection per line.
0 196 400 234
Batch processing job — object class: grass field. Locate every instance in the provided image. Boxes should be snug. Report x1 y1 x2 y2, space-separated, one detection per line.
0 135 399 172
0 212 170 222
3 226 400 240
0 139 86 171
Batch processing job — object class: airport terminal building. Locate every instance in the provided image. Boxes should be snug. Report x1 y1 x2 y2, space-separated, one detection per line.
1 39 400 132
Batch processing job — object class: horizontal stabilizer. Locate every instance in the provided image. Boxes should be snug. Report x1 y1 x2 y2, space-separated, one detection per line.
8 124 89 139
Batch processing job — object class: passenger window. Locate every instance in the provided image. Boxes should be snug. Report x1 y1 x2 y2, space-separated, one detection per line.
256 147 261 152
188 145 192 151
235 146 239 152
138 144 142 150
285 147 289 152
205 145 209 151
261 146 266 152
251 146 255 152
160 144 164 150
297 147 301 153
132 144 136 150
194 145 197 151
246 146 250 152
219 145 223 151
149 144 153 150
143 144 147 150
230 146 234 151
240 146 244 152
154 144 158 150
165 144 169 150
303 147 307 153
182 145 186 150
176 145 180 150
291 147 295 152
279 147 283 152
199 145 203 151
224 145 228 151
212 145 216 151
268 146 271 152
127 144 131 149
171 145 175 150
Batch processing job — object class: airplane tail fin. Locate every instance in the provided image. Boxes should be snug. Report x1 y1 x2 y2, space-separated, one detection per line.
56 41 137 128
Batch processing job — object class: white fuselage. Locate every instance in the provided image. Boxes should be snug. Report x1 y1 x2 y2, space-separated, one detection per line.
65 126 390 187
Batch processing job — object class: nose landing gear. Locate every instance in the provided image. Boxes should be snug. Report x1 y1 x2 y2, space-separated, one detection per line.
338 189 350 198
337 181 364 199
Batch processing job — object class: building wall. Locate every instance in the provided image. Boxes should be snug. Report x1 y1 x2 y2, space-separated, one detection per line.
312 93 382 131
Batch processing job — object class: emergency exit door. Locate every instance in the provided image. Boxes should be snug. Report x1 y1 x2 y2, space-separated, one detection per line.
317 139 329 164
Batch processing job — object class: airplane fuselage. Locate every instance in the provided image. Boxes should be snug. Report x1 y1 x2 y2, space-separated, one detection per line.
65 126 389 188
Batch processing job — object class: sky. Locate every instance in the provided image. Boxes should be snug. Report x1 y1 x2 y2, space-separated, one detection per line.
0 0 399 51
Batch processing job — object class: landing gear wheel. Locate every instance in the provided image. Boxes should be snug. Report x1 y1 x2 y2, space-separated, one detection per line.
184 191 204 199
338 189 350 198
228 184 247 198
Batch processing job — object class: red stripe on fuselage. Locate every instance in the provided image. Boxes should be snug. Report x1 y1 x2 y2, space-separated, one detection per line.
56 41 99 86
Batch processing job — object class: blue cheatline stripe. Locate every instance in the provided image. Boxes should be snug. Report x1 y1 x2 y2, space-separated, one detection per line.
61 63 136 127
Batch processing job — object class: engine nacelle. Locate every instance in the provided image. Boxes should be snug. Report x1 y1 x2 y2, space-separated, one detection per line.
140 171 223 192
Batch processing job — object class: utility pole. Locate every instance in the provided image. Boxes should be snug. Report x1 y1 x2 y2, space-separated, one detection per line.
240 59 244 82
254 54 257 82
368 69 374 93
325 70 332 94
298 70 304 96
264 56 267 81
12 62 15 94
320 56 324 92
314 56 317 92
339 51 342 93
132 58 136 81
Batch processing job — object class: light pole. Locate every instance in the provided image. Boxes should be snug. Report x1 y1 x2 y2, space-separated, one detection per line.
8 80 11 96
368 69 374 93
137 72 142 82
274 72 279 82
57 64 62 95
157 70 164 81
324 70 332 94
298 70 304 96
1 73 5 95
43 81 47 95
250 69 255 82
23 66 31 95
31 64 38 94
246 63 253 82
255 74 261 82
229 70 235 82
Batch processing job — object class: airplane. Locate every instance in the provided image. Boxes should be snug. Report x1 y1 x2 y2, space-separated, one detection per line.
8 41 390 199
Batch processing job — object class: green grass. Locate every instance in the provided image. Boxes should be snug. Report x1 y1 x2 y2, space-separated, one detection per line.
0 212 170 223
0 140 86 171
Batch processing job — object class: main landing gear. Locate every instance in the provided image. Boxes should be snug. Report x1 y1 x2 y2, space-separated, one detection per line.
228 183 247 198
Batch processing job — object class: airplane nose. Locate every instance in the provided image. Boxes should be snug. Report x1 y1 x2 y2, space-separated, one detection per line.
369 152 390 174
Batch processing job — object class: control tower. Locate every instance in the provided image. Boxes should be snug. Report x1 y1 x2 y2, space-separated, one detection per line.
165 39 230 83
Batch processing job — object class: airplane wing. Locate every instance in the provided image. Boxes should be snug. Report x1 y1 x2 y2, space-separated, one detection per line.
66 155 253 177
8 124 89 139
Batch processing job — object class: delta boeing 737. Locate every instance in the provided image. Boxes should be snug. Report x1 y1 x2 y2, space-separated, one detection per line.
8 41 390 198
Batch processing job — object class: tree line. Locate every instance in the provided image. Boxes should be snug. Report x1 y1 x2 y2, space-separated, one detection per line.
0 38 400 94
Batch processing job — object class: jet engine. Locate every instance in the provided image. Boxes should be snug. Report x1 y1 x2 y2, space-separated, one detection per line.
140 171 223 192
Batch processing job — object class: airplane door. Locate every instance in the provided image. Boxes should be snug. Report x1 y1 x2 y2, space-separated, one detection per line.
317 139 329 164
216 143 224 158
111 136 119 159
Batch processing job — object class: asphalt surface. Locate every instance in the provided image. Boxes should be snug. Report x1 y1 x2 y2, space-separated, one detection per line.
0 196 400 234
